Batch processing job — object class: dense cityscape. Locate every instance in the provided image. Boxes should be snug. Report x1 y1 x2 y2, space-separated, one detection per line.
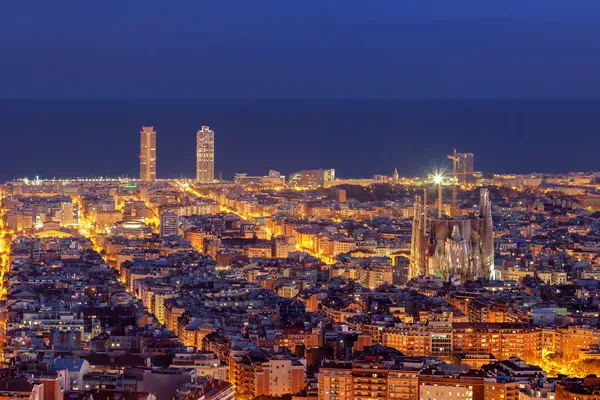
0 125 598 400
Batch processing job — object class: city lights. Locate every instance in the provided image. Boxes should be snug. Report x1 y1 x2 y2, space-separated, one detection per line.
2 3 598 397
0 149 599 399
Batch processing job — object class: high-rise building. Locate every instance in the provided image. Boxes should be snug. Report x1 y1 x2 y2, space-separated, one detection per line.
457 152 475 185
140 126 157 182
196 126 215 183
159 211 179 237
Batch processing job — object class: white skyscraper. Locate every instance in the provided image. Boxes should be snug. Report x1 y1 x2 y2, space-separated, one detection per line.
196 126 214 183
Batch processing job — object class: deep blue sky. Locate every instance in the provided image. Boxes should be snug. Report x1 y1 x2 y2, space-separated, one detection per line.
1 2 600 180
2 1 600 99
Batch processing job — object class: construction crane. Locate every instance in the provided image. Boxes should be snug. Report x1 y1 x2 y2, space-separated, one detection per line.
447 149 474 217
447 149 459 217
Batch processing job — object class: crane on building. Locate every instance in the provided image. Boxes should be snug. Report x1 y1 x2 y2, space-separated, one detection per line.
447 149 459 217
447 149 474 217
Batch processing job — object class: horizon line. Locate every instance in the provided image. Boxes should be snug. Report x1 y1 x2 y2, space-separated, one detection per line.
2 97 600 101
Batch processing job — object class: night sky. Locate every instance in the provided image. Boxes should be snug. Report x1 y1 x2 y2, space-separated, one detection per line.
1 1 600 179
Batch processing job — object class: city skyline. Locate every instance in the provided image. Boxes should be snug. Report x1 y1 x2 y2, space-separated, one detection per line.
2 2 600 399
2 99 599 183
2 165 599 398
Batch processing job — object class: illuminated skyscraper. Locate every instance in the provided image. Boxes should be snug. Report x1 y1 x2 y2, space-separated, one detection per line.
457 153 474 184
140 126 156 181
196 126 215 183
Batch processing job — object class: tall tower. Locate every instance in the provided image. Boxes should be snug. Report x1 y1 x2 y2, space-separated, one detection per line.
457 153 474 185
196 126 215 183
479 188 494 278
140 126 156 181
409 195 425 279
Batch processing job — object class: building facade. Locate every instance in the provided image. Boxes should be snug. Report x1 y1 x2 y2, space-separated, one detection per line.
160 211 179 238
140 126 157 182
458 153 475 185
452 323 542 363
318 362 419 400
196 126 215 183
288 169 335 188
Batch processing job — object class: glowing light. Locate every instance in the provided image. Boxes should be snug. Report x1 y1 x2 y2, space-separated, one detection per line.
433 174 443 184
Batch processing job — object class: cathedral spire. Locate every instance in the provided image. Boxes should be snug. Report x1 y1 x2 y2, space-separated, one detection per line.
451 225 462 241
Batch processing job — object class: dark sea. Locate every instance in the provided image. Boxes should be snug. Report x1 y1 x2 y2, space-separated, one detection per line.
0 99 598 182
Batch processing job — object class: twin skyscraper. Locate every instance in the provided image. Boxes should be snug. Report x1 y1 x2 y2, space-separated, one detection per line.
139 126 215 183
